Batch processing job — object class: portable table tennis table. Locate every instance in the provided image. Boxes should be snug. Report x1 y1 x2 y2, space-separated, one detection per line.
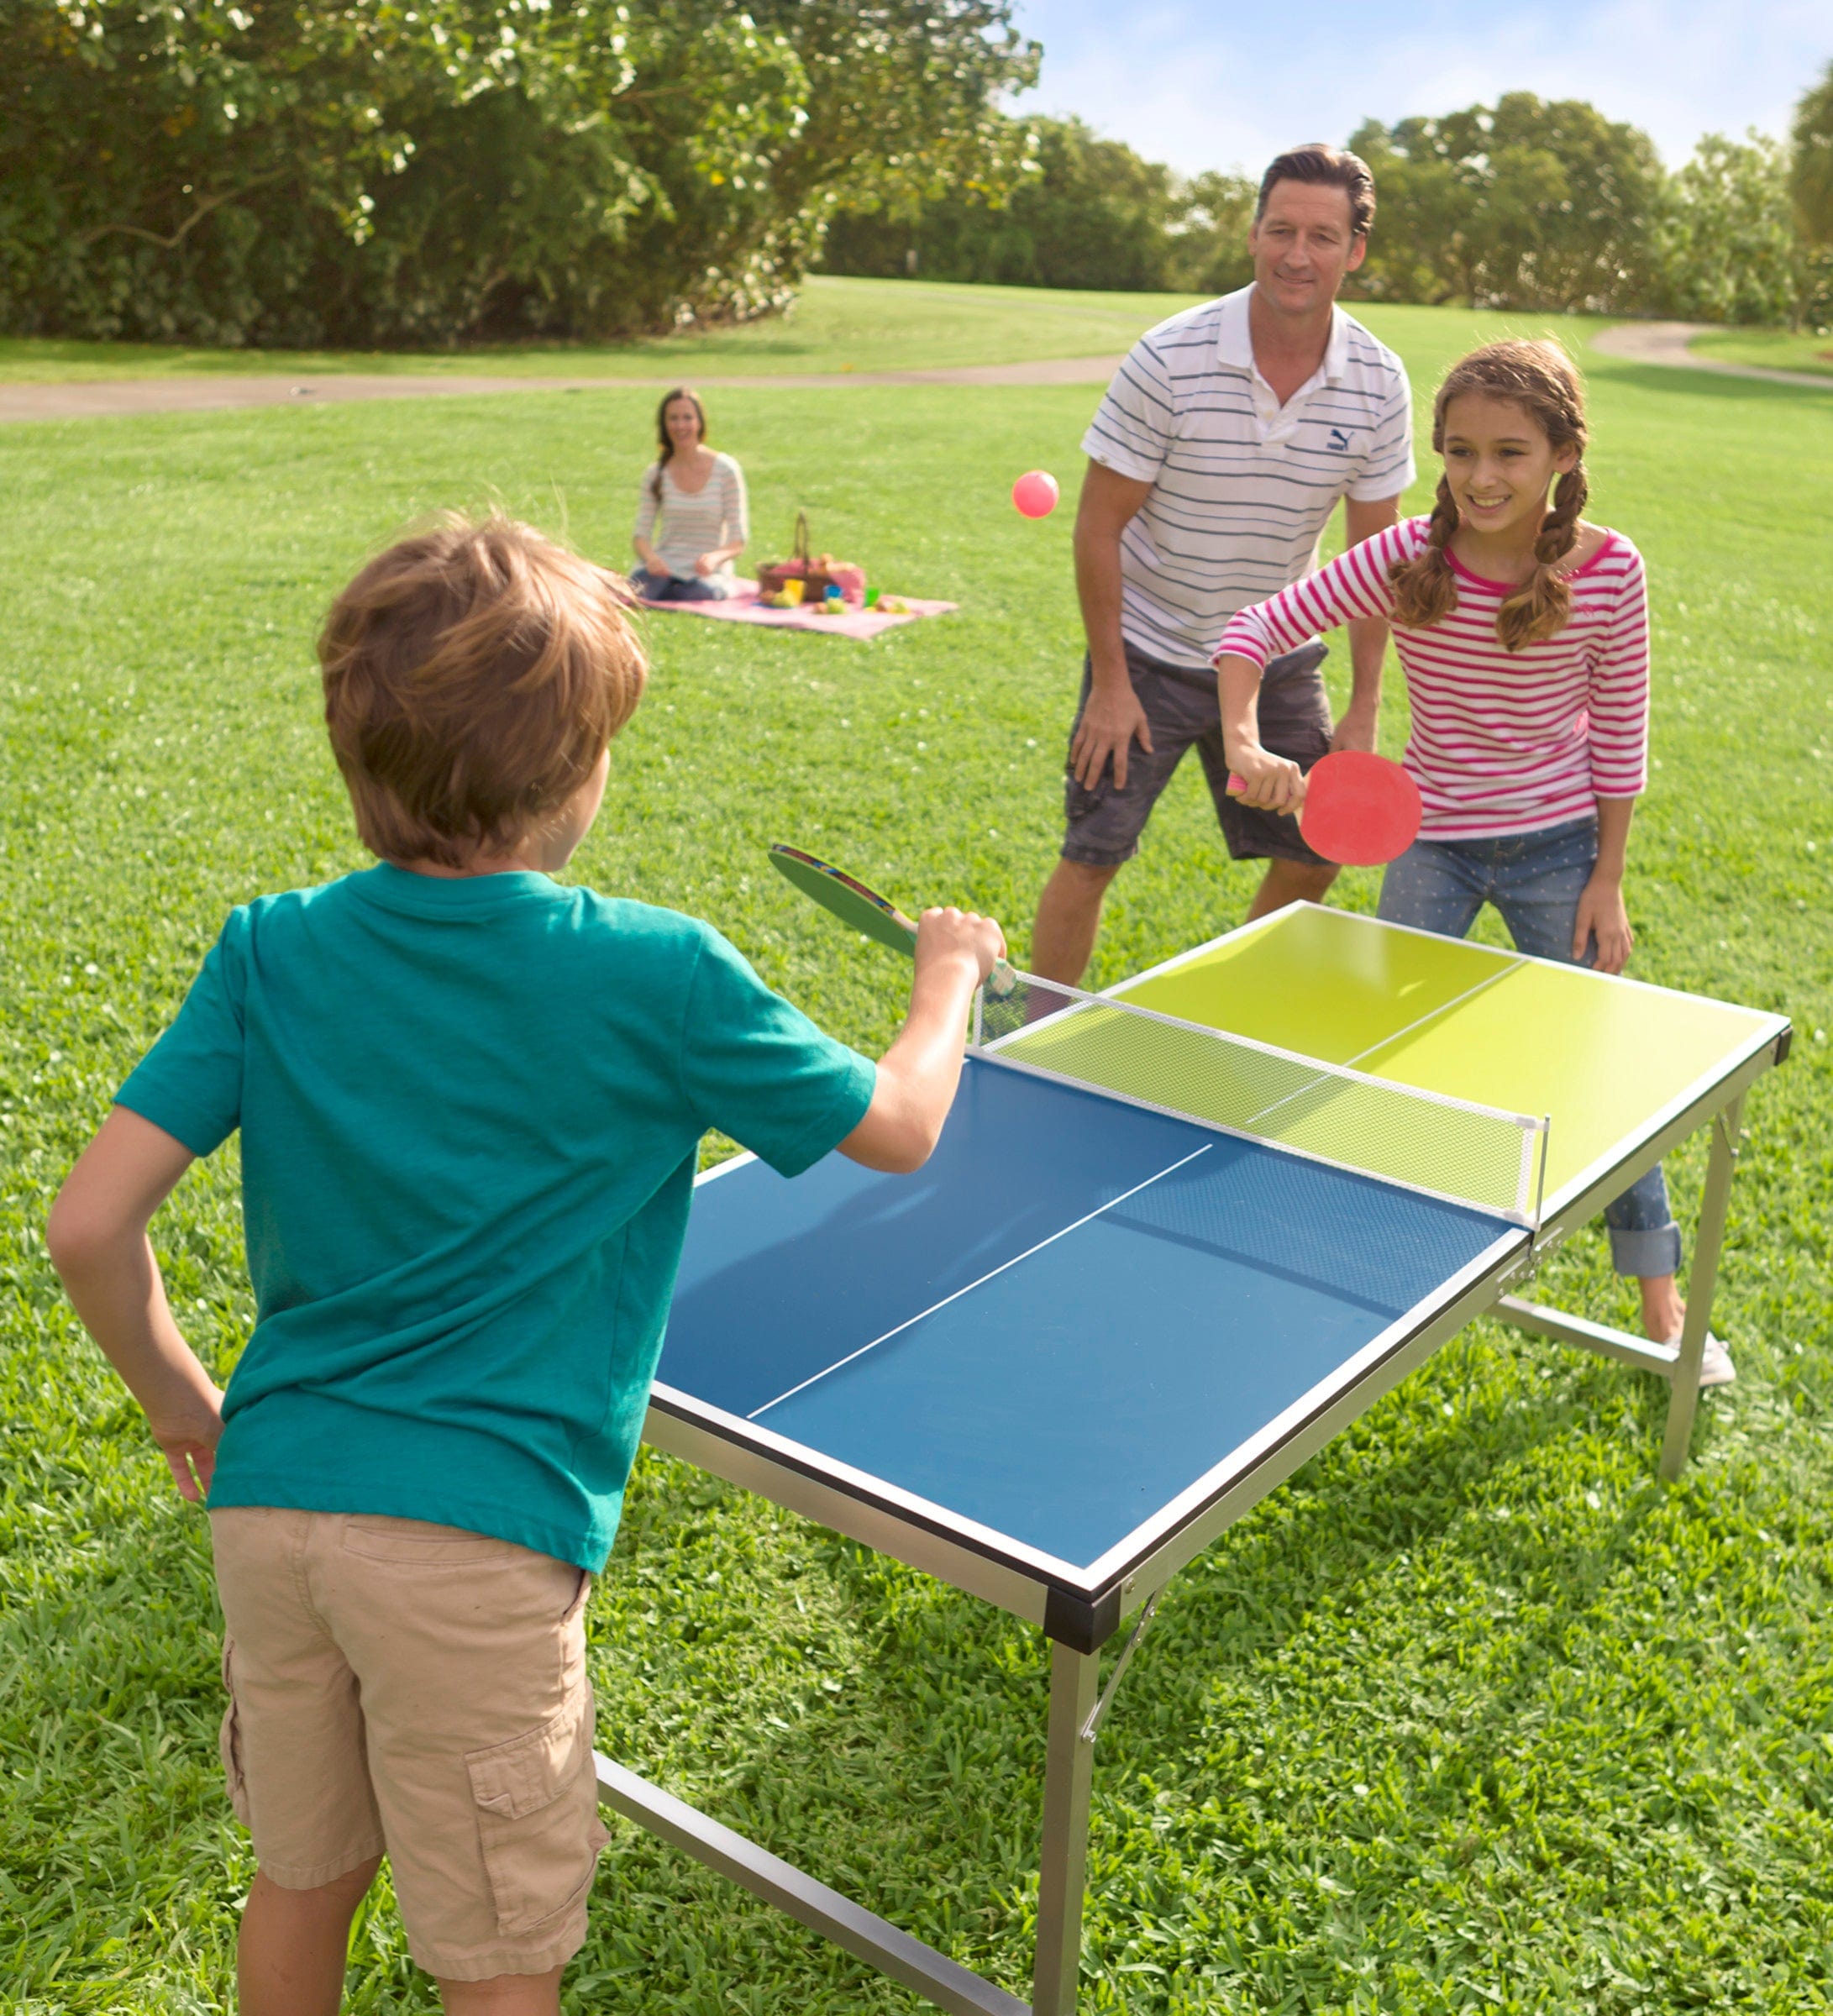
596 904 1789 2015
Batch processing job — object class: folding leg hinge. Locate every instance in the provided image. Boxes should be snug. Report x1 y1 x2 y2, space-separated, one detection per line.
1080 1589 1161 1745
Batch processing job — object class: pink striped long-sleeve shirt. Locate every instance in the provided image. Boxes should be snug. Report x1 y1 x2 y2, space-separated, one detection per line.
1215 516 1650 840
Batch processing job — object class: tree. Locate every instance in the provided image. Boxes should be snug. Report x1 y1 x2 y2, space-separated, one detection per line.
822 118 1177 291
1792 60 1833 245
1657 130 1812 328
1162 171 1256 297
821 122 1254 295
1347 94 1663 312
0 0 1038 345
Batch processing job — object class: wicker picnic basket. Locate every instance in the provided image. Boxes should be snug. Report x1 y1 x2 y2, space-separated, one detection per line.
756 512 866 603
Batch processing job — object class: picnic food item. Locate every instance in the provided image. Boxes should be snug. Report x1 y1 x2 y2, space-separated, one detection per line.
1012 470 1059 518
1226 749 1422 867
756 512 866 604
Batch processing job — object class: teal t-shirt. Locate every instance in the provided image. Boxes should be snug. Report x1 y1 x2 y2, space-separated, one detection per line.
116 864 876 1570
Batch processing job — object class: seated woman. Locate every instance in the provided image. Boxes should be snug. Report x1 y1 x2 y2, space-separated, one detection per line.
631 386 749 601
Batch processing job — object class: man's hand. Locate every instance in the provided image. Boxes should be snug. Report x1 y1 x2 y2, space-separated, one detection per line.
1069 680 1153 792
1329 702 1379 754
1574 874 1633 974
1071 460 1156 790
1226 743 1305 815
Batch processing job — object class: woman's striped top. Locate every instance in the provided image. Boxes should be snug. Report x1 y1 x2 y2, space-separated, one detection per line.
1215 515 1651 840
633 453 749 580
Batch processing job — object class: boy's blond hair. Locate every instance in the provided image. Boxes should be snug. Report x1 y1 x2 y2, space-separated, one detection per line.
319 512 647 868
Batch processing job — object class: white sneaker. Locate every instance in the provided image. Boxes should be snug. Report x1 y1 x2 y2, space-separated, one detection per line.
1671 1331 1736 1388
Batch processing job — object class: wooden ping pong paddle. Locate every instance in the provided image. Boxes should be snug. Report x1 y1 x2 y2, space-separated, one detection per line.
767 844 1018 996
1226 749 1421 867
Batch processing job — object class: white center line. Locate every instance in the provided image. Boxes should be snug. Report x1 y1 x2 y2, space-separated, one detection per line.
746 1143 1215 1421
1343 959 1526 1069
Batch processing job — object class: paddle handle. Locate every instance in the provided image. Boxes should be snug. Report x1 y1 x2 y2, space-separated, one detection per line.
1226 771 1306 802
892 901 1017 999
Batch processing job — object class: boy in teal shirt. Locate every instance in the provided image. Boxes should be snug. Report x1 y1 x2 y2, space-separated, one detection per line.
48 512 1004 2015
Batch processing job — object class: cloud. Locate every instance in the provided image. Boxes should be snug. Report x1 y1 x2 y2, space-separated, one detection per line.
1010 0 1831 174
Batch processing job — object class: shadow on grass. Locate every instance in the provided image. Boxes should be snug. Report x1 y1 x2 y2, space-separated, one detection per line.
592 1335 1716 1992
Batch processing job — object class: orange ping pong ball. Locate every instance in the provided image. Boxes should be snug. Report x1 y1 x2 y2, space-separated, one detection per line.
1011 470 1059 518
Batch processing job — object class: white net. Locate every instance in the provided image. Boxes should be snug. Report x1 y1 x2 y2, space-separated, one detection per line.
974 972 1547 1226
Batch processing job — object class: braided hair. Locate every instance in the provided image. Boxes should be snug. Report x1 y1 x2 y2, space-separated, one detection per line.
1388 340 1590 653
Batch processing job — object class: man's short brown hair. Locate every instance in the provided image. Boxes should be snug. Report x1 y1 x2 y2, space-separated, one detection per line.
1256 143 1376 238
319 512 647 868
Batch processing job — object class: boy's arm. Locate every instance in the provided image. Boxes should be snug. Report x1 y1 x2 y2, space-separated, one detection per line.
46 1106 224 1502
839 908 1006 1174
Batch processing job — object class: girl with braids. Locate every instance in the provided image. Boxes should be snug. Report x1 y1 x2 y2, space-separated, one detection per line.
1215 339 1730 1383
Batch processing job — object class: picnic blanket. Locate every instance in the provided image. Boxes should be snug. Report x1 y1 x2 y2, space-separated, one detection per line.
638 580 956 641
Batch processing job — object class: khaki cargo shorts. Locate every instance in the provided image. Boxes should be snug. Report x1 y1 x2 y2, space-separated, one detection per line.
209 1507 609 1982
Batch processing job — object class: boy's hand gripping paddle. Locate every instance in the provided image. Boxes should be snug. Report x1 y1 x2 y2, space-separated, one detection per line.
1226 749 1421 867
768 844 1017 996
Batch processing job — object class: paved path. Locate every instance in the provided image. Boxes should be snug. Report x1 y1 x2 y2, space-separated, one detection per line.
1592 320 1833 391
13 320 1827 423
0 353 1123 424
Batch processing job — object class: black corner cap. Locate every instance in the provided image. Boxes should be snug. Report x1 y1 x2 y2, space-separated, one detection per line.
1043 1584 1123 1653
1774 1026 1793 1068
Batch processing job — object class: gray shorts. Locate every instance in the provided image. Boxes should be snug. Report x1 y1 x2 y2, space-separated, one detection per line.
1060 637 1333 868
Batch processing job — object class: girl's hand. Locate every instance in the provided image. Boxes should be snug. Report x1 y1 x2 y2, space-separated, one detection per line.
1574 874 1633 974
694 551 722 577
1226 743 1305 815
149 1383 225 1503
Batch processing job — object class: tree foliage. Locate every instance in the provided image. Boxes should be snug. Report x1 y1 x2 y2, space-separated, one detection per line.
1347 94 1663 312
0 0 1038 345
820 118 1253 296
1792 60 1833 245
1656 131 1809 328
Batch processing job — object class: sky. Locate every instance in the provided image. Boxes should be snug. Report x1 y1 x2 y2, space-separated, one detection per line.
1006 0 1831 176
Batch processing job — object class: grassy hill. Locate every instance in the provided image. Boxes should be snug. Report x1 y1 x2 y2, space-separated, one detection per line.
2 287 1829 2014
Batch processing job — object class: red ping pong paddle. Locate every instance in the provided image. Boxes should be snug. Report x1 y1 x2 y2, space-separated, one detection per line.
1226 750 1421 867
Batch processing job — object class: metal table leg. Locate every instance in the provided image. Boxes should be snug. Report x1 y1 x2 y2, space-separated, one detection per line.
1032 1640 1100 2015
1659 1093 1746 1480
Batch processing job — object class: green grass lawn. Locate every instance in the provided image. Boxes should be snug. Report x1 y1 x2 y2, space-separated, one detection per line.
1688 326 1833 380
0 275 1207 383
2 297 1830 2014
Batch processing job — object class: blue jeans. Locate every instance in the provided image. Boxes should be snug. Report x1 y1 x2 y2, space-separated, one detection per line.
631 567 734 603
1377 817 1682 1279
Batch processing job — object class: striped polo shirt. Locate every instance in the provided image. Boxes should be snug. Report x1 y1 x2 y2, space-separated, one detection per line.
1215 517 1651 840
1082 286 1415 669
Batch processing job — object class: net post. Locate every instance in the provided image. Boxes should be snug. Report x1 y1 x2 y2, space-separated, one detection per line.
971 984 984 1052
1515 1116 1550 1227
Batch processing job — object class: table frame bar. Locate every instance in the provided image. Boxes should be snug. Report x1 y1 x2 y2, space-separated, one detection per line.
595 1752 1028 2015
1660 1095 1745 1478
1032 1641 1101 2016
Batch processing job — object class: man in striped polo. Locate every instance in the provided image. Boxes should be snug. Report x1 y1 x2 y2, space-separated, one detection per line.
1029 144 1415 984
